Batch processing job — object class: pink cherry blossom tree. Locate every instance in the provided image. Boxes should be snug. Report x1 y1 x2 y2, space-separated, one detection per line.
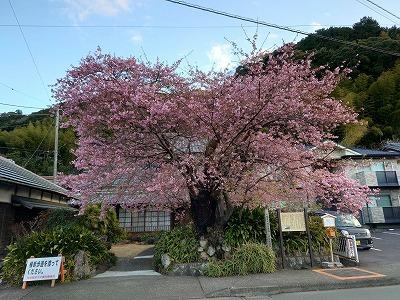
54 45 371 234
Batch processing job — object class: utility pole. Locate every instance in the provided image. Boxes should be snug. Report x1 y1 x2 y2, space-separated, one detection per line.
53 108 59 183
264 207 273 248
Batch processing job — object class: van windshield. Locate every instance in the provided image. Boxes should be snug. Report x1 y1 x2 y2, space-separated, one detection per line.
336 214 362 228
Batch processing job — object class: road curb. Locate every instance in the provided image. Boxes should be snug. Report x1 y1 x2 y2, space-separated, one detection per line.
206 277 400 298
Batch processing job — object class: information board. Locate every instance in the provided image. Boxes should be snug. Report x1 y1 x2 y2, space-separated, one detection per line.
23 256 62 282
280 212 306 232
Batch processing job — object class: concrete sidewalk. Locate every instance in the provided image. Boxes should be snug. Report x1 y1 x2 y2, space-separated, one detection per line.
2 262 400 300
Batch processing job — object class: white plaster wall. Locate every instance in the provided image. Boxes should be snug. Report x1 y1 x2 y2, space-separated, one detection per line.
0 182 14 204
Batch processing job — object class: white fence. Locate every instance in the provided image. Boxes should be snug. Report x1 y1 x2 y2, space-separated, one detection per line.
333 235 359 263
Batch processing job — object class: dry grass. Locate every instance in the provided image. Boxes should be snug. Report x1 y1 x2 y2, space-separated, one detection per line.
111 243 153 258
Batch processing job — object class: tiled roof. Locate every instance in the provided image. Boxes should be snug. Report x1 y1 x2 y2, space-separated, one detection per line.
384 142 400 153
0 156 68 195
351 148 400 157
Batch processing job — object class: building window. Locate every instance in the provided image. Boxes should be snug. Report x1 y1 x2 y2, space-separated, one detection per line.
118 209 170 232
118 209 132 230
376 171 399 186
368 195 392 207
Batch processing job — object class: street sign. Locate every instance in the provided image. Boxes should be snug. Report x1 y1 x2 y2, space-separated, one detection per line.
23 256 62 282
280 212 306 232
22 255 65 289
321 214 336 228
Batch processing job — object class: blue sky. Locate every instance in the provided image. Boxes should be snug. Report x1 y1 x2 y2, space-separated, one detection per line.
1 0 400 114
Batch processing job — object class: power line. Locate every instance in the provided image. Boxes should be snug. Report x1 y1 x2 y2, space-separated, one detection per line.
8 0 51 102
0 146 53 153
364 0 400 21
163 0 400 57
0 81 46 103
23 125 52 167
0 23 378 29
354 0 397 24
0 102 47 110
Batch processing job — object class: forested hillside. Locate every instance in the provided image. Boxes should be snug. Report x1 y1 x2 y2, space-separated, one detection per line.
0 110 75 175
297 17 400 146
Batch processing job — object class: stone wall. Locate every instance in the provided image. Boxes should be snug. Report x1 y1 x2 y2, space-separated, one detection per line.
280 254 340 270
168 254 341 276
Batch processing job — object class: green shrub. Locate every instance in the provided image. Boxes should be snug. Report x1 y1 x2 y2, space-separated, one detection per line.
224 208 329 255
205 243 276 277
44 206 126 244
224 208 267 247
154 226 198 271
2 225 114 286
80 205 126 244
45 209 80 230
281 216 330 255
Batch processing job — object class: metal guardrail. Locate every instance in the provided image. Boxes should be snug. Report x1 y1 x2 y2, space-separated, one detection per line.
333 235 359 263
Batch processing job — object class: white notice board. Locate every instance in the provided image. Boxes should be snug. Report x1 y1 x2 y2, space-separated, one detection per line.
280 212 306 232
23 256 62 282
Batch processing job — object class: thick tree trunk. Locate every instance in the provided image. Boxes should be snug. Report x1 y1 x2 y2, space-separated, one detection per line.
190 188 233 235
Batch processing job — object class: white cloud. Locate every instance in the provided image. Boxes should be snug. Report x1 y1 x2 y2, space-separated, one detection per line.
207 43 232 71
311 21 323 32
131 32 143 44
62 0 133 21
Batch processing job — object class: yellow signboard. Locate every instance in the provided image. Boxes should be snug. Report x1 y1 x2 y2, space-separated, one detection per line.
280 212 306 232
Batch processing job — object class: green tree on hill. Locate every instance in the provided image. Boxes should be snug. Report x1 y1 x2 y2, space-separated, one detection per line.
297 17 400 147
0 113 76 175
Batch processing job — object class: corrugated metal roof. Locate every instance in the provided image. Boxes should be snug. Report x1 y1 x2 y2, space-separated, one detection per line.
0 156 68 195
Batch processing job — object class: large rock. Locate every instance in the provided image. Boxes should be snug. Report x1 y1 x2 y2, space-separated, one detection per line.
73 250 94 280
161 254 171 269
207 245 216 257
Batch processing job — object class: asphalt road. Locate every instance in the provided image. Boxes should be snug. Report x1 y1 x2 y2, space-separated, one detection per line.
272 284 400 300
358 227 400 268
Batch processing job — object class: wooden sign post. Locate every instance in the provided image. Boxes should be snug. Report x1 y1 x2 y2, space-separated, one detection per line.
320 213 342 268
22 254 65 289
277 209 313 268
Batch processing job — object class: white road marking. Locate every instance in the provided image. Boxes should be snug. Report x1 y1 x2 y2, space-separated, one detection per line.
371 247 383 251
372 237 382 240
94 270 161 278
383 231 400 236
134 255 154 259
388 228 395 231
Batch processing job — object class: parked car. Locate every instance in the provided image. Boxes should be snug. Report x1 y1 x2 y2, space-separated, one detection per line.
316 211 373 250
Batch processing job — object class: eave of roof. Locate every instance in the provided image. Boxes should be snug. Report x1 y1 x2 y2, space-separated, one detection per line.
0 156 69 196
342 148 400 159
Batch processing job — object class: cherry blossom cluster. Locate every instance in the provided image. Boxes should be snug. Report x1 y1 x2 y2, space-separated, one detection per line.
54 44 371 215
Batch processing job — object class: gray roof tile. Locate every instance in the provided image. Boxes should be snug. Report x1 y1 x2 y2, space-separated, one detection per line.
351 148 400 157
384 142 400 153
0 156 68 195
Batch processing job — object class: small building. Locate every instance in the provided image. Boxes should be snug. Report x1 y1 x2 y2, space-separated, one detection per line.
335 143 400 225
0 156 72 254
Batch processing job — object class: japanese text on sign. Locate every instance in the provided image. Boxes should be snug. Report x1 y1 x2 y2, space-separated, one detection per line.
23 257 62 282
280 212 306 232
